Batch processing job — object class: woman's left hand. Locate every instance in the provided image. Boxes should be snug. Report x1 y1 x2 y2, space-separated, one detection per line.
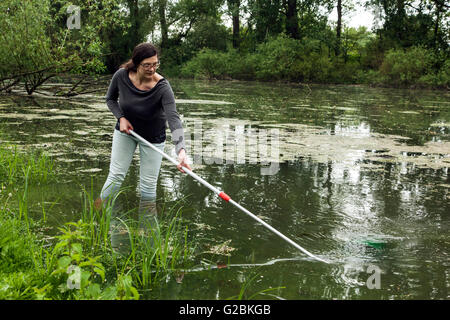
177 149 192 173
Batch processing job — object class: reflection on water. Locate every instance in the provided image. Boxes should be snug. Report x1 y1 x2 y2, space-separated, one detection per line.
109 201 132 255
0 80 449 299
109 199 160 256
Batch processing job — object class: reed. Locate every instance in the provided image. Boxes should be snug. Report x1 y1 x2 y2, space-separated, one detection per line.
0 144 55 185
74 182 198 293
128 202 197 288
0 145 197 299
78 179 124 254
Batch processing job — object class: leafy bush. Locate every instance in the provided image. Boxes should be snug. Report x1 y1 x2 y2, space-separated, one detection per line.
226 49 258 80
417 59 450 88
181 48 230 79
328 60 362 83
180 36 448 89
253 35 336 82
252 34 305 81
355 69 387 86
379 46 435 86
181 34 335 83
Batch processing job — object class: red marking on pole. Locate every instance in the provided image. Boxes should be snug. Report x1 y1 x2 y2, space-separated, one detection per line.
219 192 231 202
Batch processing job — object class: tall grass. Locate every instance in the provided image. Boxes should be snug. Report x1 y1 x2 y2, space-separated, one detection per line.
79 179 118 252
129 202 197 288
0 144 54 185
78 185 198 290
0 145 197 299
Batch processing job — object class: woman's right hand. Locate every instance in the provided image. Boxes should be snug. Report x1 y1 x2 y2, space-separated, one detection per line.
119 117 134 134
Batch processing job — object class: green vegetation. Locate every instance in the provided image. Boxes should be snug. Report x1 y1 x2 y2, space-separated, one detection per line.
0 146 197 299
379 46 450 88
181 35 449 88
0 144 54 185
0 0 126 94
1 0 448 92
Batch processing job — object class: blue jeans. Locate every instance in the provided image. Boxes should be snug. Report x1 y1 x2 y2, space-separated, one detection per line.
101 129 165 202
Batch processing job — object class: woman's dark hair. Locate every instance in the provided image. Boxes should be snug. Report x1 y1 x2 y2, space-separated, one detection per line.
120 43 159 72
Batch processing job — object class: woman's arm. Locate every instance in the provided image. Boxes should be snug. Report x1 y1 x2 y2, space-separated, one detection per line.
161 82 191 173
106 70 133 134
105 70 125 120
161 82 186 156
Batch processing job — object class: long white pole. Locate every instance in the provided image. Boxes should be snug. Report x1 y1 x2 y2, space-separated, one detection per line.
130 130 329 264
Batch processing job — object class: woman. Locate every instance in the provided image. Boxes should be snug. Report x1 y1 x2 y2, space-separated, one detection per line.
96 43 191 209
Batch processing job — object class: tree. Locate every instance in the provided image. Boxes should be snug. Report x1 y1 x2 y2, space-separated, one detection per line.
0 0 128 94
151 0 227 74
296 0 333 41
101 0 155 72
157 0 170 50
247 0 283 42
336 0 342 54
340 26 374 63
285 0 300 39
332 0 356 56
430 0 450 52
227 0 241 49
364 0 449 53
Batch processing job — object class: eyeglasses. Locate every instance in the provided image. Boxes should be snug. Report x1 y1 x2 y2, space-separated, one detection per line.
140 62 160 69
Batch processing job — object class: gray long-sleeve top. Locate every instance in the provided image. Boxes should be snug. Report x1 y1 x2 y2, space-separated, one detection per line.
105 68 186 155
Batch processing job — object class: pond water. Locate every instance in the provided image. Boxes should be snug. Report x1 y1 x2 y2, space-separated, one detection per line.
0 79 449 299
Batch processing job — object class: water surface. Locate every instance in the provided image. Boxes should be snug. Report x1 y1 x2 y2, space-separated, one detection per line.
0 80 449 299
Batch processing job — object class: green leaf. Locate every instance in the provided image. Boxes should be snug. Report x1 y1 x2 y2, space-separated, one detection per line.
57 256 72 270
101 286 118 300
93 267 105 282
53 240 68 252
85 283 101 299
80 269 91 289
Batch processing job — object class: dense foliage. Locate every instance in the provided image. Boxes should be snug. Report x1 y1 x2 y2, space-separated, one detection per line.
1 0 449 90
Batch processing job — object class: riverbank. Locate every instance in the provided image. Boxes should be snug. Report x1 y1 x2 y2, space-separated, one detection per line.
172 37 449 91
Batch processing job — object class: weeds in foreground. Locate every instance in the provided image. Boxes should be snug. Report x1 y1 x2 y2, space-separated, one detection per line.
1 181 197 299
0 146 197 299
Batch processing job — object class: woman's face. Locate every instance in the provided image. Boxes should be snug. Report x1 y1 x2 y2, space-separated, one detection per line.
137 55 159 77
